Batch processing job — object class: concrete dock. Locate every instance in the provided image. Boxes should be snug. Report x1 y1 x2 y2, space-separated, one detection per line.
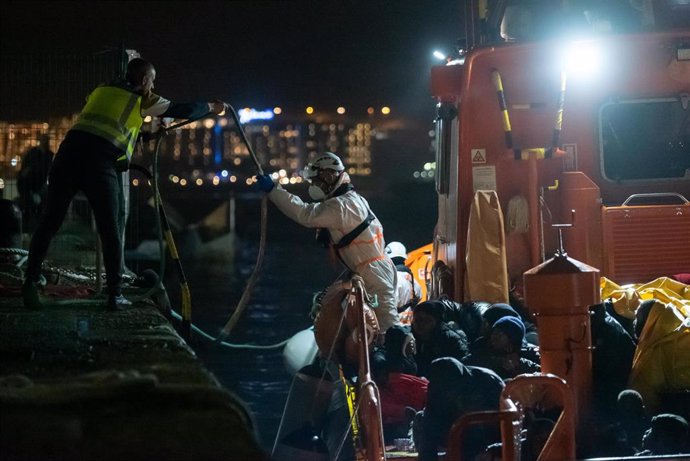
0 291 267 460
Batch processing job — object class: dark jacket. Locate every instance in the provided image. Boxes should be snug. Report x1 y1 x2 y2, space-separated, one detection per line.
414 322 468 378
416 357 505 461
590 303 636 416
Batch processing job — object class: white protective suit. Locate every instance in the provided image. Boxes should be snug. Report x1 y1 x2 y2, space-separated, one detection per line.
268 185 400 332
394 266 422 309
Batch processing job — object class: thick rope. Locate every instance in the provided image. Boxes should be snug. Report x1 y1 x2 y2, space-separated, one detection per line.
215 104 266 343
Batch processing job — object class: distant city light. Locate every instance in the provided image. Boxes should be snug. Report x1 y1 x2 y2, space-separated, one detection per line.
5 99 387 191
144 115 152 123
381 106 391 115
238 108 275 124
245 178 253 185
433 50 446 60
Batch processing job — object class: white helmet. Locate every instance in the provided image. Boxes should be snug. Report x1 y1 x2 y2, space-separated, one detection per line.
302 152 345 180
385 241 408 260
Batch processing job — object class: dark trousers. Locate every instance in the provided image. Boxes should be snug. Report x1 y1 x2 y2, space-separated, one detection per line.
26 131 123 296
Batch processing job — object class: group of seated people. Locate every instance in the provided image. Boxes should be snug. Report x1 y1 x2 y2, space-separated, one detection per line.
365 292 690 460
304 247 690 460
371 297 542 460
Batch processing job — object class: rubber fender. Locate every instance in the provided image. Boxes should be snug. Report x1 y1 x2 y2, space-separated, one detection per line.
283 328 319 376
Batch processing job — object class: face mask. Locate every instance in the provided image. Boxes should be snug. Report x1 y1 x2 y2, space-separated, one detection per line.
308 184 326 201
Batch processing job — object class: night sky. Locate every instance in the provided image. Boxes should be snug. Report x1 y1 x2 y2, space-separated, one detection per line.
2 0 464 120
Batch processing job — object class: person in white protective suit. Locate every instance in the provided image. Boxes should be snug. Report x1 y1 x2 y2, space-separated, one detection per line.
385 241 422 311
255 152 400 333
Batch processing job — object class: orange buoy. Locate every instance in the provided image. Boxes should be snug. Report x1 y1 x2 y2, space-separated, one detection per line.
313 279 379 367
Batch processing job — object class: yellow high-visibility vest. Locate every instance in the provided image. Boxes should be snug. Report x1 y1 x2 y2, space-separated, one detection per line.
72 86 144 165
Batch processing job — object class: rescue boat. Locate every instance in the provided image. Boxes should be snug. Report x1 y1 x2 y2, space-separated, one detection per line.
275 1 690 459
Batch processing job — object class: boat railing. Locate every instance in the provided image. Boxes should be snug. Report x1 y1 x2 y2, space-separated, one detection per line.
445 398 523 461
351 275 386 461
445 373 577 461
502 373 577 461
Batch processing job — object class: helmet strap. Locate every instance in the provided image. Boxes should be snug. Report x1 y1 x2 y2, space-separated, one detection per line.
325 172 351 199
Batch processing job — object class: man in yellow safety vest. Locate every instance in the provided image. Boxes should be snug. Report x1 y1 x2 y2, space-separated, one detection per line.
23 58 227 311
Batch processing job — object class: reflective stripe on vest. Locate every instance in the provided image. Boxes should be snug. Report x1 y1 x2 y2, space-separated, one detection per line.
72 86 143 163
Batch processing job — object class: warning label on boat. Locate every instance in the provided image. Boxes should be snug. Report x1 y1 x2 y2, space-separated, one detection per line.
471 148 487 163
472 165 496 192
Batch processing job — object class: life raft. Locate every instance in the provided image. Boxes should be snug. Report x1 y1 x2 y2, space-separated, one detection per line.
313 279 379 367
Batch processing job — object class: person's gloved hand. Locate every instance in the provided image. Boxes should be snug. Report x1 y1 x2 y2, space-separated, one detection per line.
254 174 275 193
209 100 228 115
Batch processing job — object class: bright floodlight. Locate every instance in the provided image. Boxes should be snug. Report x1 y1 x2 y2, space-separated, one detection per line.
433 50 447 61
562 41 603 79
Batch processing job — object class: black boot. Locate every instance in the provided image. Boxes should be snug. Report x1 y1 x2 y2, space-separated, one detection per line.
22 280 42 310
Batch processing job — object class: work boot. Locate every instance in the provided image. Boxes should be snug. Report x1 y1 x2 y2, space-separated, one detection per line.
22 280 42 310
107 294 133 312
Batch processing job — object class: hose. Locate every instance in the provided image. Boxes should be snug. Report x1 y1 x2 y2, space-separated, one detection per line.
167 308 290 350
137 112 230 337
129 117 199 338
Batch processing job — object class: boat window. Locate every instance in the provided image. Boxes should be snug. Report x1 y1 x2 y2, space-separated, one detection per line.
496 0 667 41
599 97 690 181
500 5 535 42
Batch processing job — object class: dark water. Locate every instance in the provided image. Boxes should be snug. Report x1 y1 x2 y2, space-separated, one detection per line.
162 181 437 450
